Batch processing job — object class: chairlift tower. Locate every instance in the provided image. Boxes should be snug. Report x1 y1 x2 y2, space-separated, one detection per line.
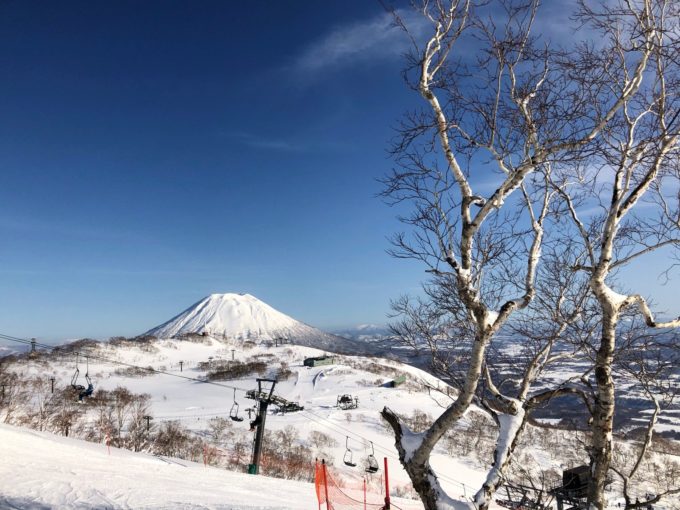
245 378 277 475
143 415 153 432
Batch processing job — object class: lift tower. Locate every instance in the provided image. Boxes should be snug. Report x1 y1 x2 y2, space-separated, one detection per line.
245 378 277 475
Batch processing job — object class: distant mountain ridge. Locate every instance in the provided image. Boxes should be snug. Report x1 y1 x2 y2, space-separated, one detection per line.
0 344 20 357
333 324 392 341
144 293 365 353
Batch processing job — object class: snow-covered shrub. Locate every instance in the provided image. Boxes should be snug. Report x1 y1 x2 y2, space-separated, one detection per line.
404 409 433 433
112 366 155 378
201 360 267 381
260 427 314 482
177 333 212 344
356 378 376 387
308 430 338 449
392 484 420 500
208 416 233 445
152 420 197 457
52 338 100 356
276 361 294 381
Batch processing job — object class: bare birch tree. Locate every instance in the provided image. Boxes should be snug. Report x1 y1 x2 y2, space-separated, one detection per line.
388 236 599 508
610 322 680 509
546 1 680 507
381 1 673 508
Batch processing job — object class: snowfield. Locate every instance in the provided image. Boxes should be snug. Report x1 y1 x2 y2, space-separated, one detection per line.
0 337 492 509
0 422 319 509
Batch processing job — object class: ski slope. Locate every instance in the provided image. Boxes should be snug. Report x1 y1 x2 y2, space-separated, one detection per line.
4 338 488 506
0 422 319 509
4 335 675 509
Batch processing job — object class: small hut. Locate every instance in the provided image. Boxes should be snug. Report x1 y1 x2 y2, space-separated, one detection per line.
303 355 335 368
384 374 407 388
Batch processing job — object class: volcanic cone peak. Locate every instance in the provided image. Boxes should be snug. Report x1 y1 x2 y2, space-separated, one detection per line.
144 293 364 353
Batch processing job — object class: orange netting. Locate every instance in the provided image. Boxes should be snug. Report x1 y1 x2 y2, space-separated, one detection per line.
315 460 389 510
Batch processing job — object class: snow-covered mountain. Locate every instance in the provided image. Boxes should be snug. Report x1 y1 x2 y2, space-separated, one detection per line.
144 293 365 353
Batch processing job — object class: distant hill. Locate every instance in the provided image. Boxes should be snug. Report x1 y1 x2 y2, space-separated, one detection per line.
333 324 393 341
0 344 20 358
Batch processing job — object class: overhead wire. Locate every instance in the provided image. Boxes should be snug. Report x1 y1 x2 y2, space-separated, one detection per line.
298 408 472 493
0 332 474 493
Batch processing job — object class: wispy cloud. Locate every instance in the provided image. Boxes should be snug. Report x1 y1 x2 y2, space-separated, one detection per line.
292 9 428 73
293 3 607 76
219 131 346 153
233 132 302 152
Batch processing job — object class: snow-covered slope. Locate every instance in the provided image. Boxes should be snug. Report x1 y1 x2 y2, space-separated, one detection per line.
0 339 460 509
0 423 318 509
4 338 483 507
144 293 364 353
5 336 675 509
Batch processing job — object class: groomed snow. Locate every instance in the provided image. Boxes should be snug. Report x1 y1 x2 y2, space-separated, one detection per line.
0 423 318 509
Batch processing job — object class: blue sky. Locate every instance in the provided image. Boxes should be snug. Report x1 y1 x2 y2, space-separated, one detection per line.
0 1 431 340
0 1 677 343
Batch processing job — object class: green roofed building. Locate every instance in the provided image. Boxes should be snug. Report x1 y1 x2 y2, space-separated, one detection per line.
303 356 335 368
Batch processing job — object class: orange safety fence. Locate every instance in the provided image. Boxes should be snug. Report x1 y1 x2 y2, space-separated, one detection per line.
315 459 390 510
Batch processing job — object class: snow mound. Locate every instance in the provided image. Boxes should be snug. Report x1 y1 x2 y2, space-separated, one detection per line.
144 293 364 353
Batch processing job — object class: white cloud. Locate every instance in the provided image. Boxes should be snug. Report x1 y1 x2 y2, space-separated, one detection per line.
219 131 303 152
220 131 346 153
293 9 428 73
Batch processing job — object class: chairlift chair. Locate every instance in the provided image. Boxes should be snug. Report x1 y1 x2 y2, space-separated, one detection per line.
365 441 379 474
70 354 85 392
71 354 94 402
343 436 357 467
230 388 244 422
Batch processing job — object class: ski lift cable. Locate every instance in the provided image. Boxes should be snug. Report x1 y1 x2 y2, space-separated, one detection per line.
296 408 471 492
299 407 435 478
3 332 472 491
154 411 231 421
2 333 472 491
151 405 450 487
0 332 473 492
